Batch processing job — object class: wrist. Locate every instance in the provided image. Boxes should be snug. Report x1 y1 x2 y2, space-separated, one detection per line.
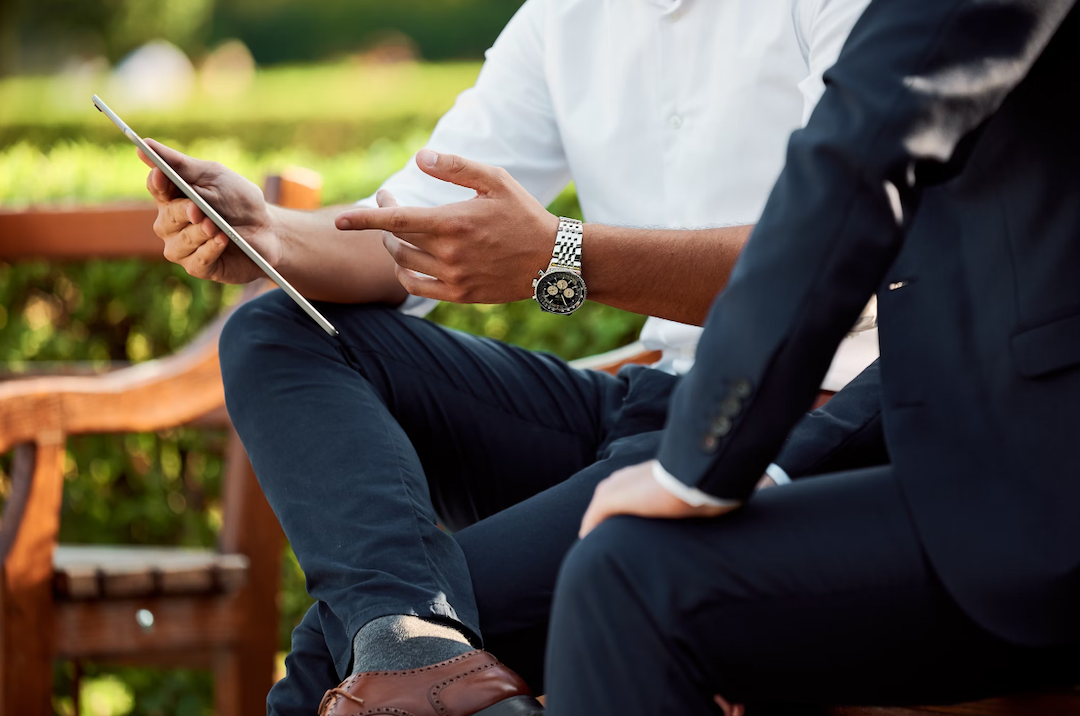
523 212 561 299
531 215 587 315
264 204 291 272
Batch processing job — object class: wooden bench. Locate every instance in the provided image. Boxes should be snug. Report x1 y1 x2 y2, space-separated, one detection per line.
0 169 320 715
2 174 1074 715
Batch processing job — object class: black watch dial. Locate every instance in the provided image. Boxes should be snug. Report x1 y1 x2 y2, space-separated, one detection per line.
535 269 587 315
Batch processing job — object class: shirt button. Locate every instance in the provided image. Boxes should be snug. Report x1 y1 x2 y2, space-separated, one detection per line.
669 114 684 129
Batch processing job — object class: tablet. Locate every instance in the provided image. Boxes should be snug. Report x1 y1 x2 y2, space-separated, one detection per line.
92 94 339 337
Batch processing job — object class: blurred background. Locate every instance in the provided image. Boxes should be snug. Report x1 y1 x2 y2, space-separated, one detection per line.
0 1 646 713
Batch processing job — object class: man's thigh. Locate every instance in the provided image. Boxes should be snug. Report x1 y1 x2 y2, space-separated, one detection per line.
551 467 1076 710
327 302 627 529
228 291 626 529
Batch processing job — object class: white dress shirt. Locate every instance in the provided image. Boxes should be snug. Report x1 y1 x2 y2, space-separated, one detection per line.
358 0 874 504
364 0 876 389
652 0 875 505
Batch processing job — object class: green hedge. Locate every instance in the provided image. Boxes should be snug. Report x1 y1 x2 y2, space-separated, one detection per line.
0 62 481 154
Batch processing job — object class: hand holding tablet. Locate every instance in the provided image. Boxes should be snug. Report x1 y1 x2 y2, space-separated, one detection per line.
92 94 339 337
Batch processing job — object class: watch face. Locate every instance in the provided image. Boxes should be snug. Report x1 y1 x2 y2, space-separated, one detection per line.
535 269 586 314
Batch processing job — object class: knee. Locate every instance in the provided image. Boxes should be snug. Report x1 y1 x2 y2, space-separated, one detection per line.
555 517 690 631
219 290 300 373
555 518 646 612
218 290 324 416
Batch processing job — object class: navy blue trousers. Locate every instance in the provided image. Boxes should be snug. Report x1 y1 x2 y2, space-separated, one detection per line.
218 290 677 714
544 466 1079 715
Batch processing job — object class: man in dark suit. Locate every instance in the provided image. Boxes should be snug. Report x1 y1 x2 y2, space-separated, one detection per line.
543 0 1080 712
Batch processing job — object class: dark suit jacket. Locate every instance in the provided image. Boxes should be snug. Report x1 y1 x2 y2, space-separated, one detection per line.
658 0 1080 647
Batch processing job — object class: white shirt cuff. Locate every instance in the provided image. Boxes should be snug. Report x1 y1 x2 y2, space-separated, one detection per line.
651 460 741 508
765 463 793 486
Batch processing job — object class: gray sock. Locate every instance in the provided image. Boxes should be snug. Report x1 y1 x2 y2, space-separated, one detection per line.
351 615 475 675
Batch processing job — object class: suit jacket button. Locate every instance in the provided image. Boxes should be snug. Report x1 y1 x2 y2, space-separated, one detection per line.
710 416 732 436
720 397 741 417
732 379 752 399
702 435 718 452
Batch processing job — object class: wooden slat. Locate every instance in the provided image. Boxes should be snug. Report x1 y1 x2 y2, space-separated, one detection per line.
0 442 66 711
0 311 227 454
0 167 322 263
263 167 323 210
53 546 248 600
0 203 161 260
53 595 247 660
215 428 285 714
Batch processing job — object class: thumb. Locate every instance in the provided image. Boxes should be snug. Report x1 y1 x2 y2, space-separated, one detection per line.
415 148 508 194
140 138 215 184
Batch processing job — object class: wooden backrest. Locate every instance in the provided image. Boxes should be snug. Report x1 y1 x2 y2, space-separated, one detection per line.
0 166 322 262
0 166 323 452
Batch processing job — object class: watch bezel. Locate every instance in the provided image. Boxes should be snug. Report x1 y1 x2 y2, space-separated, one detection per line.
534 268 587 315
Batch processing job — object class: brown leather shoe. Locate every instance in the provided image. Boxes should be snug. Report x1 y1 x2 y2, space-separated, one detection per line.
317 650 544 716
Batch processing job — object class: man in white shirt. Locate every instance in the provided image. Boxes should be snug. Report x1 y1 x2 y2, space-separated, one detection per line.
143 0 871 713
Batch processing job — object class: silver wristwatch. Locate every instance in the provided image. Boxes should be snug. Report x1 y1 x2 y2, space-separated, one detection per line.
532 217 587 315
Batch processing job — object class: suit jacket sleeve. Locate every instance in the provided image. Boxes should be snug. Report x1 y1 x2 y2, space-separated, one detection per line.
773 359 888 479
658 0 1077 499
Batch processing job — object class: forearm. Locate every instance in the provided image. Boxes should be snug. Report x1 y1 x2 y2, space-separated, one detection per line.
583 223 753 326
271 204 409 305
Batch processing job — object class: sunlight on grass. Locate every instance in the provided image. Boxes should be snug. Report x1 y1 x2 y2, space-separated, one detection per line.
0 61 481 127
0 132 428 207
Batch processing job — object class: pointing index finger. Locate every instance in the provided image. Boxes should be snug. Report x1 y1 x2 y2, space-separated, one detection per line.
335 206 444 235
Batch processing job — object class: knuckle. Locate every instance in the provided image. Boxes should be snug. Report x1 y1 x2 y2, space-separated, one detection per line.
386 240 405 263
439 244 461 265
394 265 418 291
173 198 193 222
389 211 409 234
449 155 468 175
184 260 207 279
444 266 467 285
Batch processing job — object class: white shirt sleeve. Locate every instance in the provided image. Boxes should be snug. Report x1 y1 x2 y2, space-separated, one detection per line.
652 460 742 508
356 0 572 318
793 0 874 126
765 463 793 486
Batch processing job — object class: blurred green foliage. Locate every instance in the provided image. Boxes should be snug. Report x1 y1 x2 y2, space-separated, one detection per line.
5 0 213 71
210 0 526 66
4 0 525 74
0 62 481 153
0 61 645 714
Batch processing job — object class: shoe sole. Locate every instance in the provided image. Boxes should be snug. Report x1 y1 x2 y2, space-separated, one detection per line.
474 695 545 716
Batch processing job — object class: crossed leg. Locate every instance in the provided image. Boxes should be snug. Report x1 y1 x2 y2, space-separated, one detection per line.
218 290 675 714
